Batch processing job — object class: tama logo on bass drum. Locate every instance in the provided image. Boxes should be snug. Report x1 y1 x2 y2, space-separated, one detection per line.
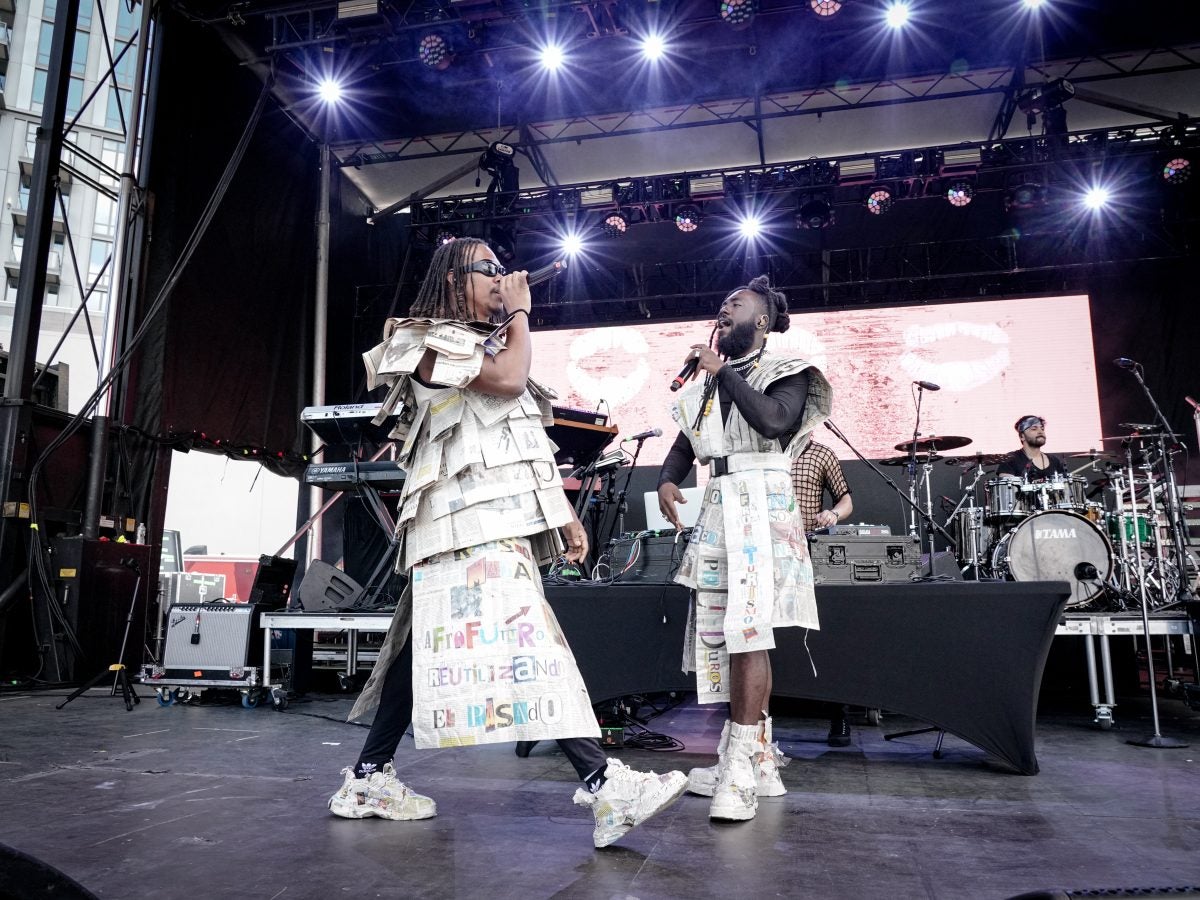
1034 527 1077 539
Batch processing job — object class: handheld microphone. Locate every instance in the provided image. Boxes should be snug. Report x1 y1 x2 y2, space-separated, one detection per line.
527 259 567 287
913 380 941 391
621 427 663 443
1112 357 1138 370
670 357 700 392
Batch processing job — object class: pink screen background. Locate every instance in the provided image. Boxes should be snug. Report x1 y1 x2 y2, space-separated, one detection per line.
531 294 1103 466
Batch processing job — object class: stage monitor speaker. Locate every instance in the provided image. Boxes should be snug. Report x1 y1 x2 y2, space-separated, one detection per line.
920 550 964 581
249 555 297 610
295 561 364 612
162 603 261 672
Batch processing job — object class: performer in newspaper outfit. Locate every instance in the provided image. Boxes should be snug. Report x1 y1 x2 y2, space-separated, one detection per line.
330 238 686 848
657 275 832 822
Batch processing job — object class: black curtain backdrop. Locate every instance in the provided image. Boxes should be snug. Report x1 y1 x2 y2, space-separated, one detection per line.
131 12 317 471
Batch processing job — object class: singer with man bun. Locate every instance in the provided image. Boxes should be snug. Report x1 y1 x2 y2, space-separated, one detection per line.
656 274 832 823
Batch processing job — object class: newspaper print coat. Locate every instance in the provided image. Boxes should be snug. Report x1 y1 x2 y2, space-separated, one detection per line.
348 318 599 746
671 353 834 703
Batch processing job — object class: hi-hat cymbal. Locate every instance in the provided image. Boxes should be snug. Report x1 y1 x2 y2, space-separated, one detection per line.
1118 422 1160 432
1067 451 1119 461
893 435 973 453
880 453 941 466
943 453 1007 467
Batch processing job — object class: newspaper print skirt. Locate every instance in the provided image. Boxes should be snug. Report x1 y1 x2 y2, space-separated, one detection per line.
675 455 819 704
410 536 600 748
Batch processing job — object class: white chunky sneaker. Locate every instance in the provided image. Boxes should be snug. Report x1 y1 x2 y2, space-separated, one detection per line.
688 718 788 798
708 723 759 822
328 763 437 821
573 759 688 848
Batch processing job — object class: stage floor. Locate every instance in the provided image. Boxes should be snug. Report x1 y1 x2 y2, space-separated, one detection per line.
1 688 1198 899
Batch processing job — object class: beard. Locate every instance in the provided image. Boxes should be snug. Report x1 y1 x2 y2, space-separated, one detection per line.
716 319 758 358
1025 435 1047 448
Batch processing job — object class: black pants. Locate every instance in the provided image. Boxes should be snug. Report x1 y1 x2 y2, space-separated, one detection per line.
355 632 608 781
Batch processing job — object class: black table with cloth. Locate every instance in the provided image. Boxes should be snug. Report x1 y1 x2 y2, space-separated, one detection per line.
543 581 1072 775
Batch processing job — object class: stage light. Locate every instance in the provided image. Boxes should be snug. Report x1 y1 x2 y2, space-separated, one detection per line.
436 229 457 245
865 187 893 216
946 180 974 207
1082 186 1111 210
317 78 343 103
738 215 764 238
419 33 453 71
719 0 757 30
810 0 843 16
541 44 566 71
1162 157 1192 186
884 1 911 28
601 212 629 237
1006 181 1046 212
796 195 834 229
674 203 702 233
641 34 667 61
561 233 584 256
1022 0 1047 8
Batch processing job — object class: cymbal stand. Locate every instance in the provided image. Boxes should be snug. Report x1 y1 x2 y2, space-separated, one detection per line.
1122 364 1193 605
949 465 987 580
1121 438 1188 749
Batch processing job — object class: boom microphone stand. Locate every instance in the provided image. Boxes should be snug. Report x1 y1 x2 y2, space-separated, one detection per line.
824 420 957 552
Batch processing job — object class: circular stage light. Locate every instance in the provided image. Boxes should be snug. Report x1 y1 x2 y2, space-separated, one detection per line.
719 0 758 30
865 188 893 216
419 33 452 71
675 203 702 233
810 0 843 16
601 212 629 237
1163 157 1191 186
946 181 974 207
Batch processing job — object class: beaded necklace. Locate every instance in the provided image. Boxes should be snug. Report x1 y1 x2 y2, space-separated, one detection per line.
691 341 767 433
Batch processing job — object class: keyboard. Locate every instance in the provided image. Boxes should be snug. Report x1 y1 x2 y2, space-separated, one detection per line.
304 461 406 492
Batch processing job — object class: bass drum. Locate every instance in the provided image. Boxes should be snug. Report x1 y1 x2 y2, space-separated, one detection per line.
991 510 1112 608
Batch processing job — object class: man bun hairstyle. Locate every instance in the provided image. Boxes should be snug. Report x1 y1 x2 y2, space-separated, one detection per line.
738 274 790 334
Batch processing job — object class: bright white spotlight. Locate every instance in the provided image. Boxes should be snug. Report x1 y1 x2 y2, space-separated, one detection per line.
1083 186 1111 210
561 233 584 256
1022 0 1047 8
541 44 565 71
317 79 343 103
641 34 667 61
737 216 763 239
885 1 911 28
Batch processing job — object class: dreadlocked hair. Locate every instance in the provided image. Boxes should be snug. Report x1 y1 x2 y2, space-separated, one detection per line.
729 274 790 334
408 237 489 321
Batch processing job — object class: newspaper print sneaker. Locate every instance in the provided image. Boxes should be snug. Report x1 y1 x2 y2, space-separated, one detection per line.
573 759 688 848
328 763 437 821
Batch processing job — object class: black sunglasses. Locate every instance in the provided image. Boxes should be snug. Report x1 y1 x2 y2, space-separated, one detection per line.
464 259 507 278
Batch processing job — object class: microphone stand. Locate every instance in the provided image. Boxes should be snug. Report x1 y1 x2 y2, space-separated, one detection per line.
824 420 956 552
604 438 648 549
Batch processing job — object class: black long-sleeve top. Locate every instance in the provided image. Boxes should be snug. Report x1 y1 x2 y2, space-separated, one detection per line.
658 366 810 487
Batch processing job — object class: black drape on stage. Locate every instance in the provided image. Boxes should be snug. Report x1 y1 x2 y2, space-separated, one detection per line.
545 581 1071 775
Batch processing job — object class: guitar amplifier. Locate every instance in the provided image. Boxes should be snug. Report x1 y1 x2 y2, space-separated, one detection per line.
162 603 262 678
808 534 921 585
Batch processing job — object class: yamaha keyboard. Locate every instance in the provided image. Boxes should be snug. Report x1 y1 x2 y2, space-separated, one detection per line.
304 461 406 492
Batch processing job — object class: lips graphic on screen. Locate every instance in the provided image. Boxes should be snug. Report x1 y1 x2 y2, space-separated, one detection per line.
566 326 650 406
899 321 1011 391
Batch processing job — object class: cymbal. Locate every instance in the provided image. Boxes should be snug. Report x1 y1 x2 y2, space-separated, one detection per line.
1066 451 1119 461
880 453 941 466
893 435 973 453
943 453 1007 467
1118 422 1160 432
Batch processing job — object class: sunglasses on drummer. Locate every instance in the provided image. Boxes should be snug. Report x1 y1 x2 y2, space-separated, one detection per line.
464 259 508 278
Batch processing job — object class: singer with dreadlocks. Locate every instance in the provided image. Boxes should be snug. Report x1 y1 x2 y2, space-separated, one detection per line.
656 275 832 823
330 237 687 848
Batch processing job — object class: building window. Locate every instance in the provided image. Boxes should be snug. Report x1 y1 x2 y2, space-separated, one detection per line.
5 278 18 306
24 123 39 160
45 285 62 307
105 86 131 131
78 0 93 29
37 21 54 66
73 32 90 75
89 239 111 289
32 69 48 114
114 39 137 86
66 76 85 118
94 194 118 237
116 1 138 39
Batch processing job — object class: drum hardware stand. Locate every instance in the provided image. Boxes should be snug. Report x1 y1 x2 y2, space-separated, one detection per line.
57 559 143 712
823 420 957 557
944 465 987 580
1118 436 1188 749
904 384 940 563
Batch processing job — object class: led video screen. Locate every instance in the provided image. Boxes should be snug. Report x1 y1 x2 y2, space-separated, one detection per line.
530 294 1103 467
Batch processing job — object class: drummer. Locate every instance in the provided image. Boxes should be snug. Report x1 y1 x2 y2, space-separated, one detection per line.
996 415 1068 481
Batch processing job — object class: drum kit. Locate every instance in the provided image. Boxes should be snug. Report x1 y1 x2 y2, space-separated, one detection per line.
904 428 1195 610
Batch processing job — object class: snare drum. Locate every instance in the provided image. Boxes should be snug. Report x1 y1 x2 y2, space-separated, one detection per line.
985 479 1024 524
1021 475 1088 512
